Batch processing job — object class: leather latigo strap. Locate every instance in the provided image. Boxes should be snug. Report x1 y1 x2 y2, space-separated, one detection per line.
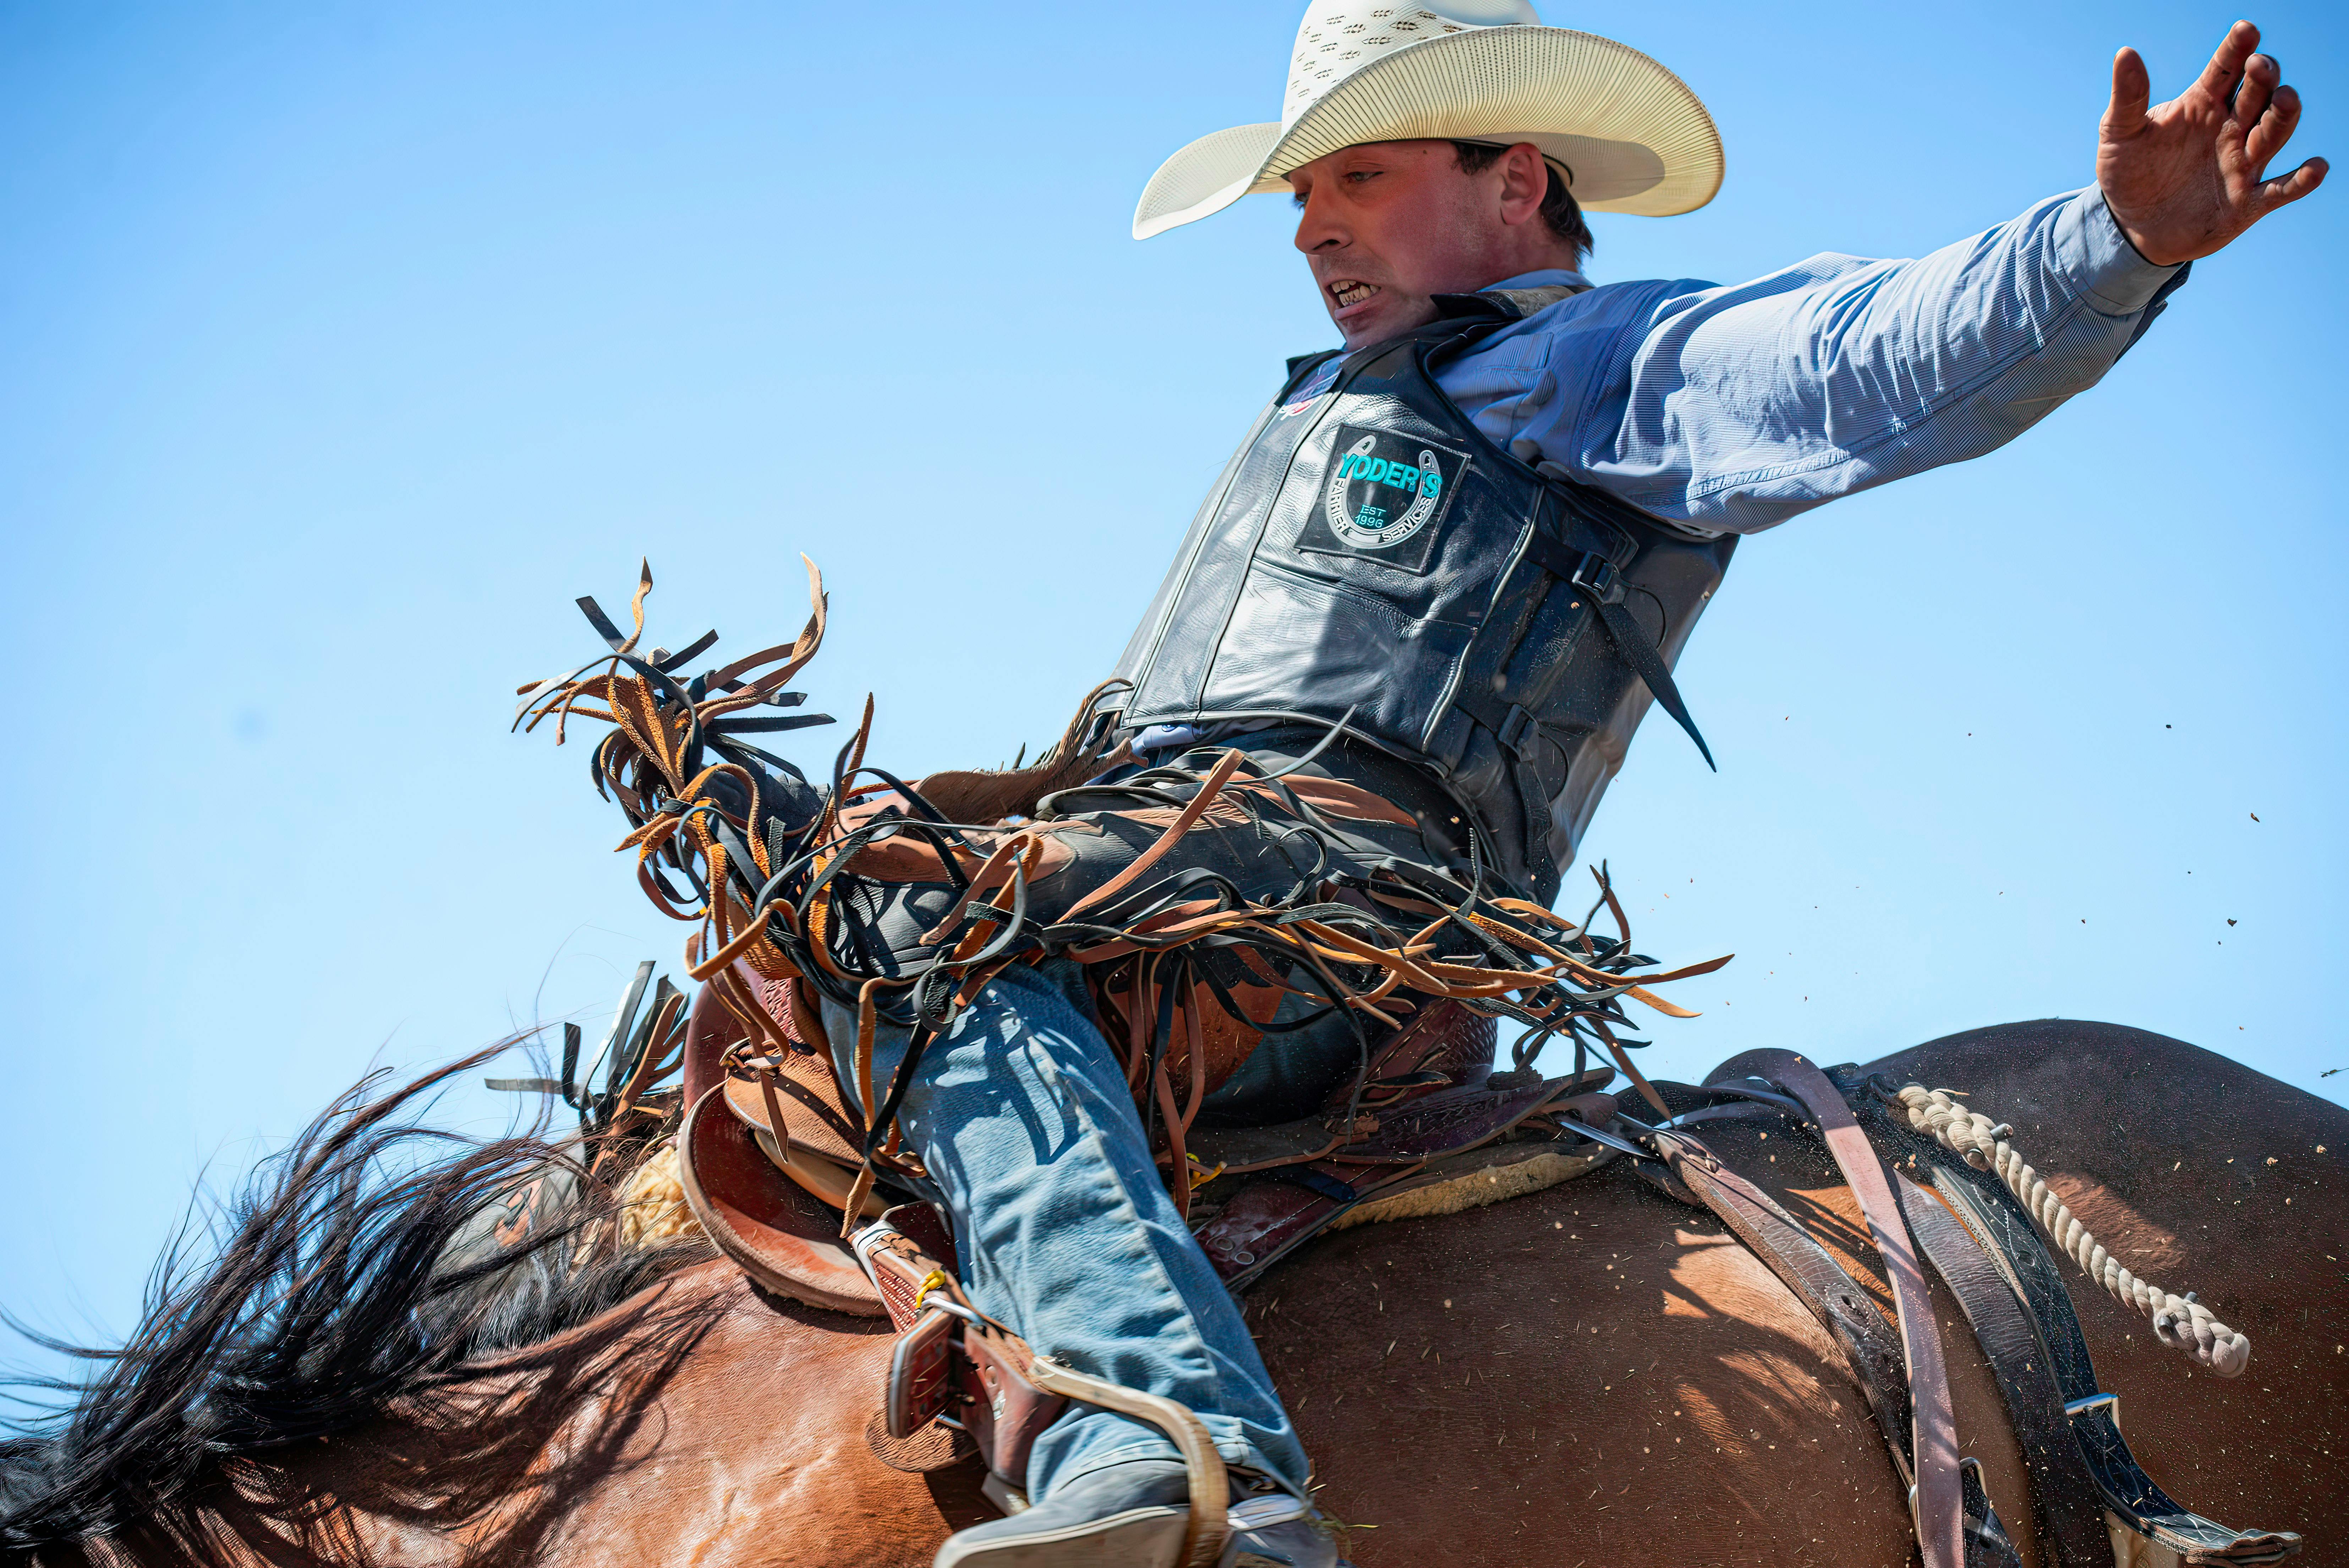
1666 1075 2301 1568
1648 1121 2024 1568
1724 1052 1965 1568
1892 1173 2113 1568
1649 1129 1916 1476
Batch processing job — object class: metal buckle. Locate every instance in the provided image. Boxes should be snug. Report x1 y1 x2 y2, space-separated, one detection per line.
2063 1391 2120 1428
1496 704 1539 757
1570 552 1627 605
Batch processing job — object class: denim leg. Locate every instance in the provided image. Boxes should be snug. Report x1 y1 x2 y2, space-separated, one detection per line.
822 961 1308 1501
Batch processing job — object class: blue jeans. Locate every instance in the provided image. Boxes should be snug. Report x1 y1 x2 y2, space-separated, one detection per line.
822 960 1309 1502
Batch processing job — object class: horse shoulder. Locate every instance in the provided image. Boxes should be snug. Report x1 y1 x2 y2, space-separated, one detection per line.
1250 1167 1919 1567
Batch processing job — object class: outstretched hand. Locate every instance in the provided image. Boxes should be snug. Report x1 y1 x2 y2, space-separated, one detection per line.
2098 20 2325 266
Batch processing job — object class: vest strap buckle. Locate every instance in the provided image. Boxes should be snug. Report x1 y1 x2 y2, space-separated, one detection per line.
1496 704 1542 758
1570 553 1627 606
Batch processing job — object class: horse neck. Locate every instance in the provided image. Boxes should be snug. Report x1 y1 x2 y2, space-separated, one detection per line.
76 1264 748 1568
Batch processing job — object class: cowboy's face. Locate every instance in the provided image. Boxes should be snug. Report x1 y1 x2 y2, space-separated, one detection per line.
1288 139 1556 348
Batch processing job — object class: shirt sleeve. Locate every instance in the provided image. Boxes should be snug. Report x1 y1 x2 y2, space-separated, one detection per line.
1529 188 2187 534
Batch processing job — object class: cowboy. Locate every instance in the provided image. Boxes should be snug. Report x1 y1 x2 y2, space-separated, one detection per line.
863 5 2324 1564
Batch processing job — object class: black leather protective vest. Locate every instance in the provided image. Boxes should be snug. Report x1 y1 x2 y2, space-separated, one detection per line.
1111 289 1737 905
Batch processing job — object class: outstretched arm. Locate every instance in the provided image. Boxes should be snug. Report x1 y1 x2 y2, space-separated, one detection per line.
2100 20 2325 265
1512 21 2321 533
1510 22 2324 534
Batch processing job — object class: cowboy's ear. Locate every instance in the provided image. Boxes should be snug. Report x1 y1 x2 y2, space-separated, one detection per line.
1496 142 1550 226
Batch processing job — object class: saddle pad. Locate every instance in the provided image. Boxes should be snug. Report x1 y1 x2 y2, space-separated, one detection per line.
1194 1085 1618 1289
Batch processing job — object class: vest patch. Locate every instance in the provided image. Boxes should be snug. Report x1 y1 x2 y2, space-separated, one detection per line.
1293 424 1466 574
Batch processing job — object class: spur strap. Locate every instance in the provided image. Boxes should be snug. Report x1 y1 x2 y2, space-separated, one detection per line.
1027 1355 1233 1568
1727 1052 1965 1568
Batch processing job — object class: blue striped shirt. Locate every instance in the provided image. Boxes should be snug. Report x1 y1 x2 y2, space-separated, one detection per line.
1429 187 2184 534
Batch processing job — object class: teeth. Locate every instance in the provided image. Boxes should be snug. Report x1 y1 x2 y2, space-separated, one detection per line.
1331 280 1380 308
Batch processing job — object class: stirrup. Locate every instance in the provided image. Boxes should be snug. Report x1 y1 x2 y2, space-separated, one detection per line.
854 1211 1232 1568
1024 1354 1231 1568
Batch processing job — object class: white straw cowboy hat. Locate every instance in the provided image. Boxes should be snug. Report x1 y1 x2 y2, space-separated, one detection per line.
1133 0 1722 239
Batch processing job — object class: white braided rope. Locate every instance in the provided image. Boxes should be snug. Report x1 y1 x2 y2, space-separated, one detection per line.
1890 1084 2250 1377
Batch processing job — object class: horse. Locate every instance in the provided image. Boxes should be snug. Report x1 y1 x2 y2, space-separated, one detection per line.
3 1020 2340 1567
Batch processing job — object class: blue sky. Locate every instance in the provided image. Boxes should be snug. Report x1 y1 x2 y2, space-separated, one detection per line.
2 0 2340 1368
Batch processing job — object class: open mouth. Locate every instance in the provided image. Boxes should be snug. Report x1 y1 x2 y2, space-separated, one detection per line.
1329 279 1381 311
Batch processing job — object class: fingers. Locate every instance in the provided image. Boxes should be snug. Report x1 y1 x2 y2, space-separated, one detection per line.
2233 52 2279 130
2106 46 2152 134
2244 80 2302 172
2257 155 2328 214
2192 19 2260 107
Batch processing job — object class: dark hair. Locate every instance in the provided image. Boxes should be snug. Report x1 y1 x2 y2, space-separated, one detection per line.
1451 141 1593 265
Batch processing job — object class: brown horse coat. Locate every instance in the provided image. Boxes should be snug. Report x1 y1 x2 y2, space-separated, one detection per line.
202 1022 2349 1567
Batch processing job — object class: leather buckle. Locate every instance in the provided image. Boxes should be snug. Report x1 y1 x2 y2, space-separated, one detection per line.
1570 553 1627 605
1496 704 1539 758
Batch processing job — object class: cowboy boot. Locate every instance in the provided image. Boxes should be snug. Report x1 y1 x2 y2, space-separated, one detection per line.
932 1460 1346 1568
1222 1486 1346 1568
933 1458 1190 1568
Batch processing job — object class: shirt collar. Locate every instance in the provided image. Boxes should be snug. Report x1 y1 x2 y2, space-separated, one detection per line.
1484 267 1592 293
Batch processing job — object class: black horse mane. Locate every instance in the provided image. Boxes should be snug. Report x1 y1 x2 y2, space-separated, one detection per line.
0 1044 718 1563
